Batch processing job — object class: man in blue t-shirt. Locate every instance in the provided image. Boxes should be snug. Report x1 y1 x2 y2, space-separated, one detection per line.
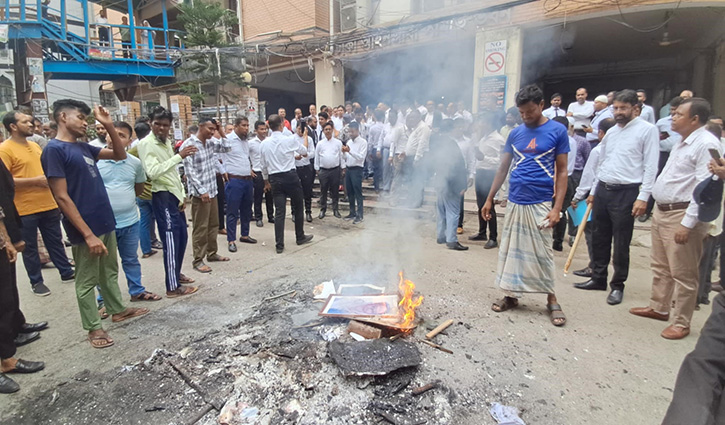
41 99 150 349
481 85 570 327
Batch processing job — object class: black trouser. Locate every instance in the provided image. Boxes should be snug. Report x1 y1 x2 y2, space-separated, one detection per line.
0 248 24 359
253 172 274 221
591 182 639 290
458 195 465 228
318 167 340 212
346 166 364 218
216 174 226 230
269 170 305 249
645 151 670 216
554 173 577 244
663 292 725 424
293 165 314 215
474 169 497 240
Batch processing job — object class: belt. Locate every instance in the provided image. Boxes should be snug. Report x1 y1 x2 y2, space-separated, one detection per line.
321 166 340 171
598 182 641 191
657 202 690 212
347 166 363 170
228 174 253 180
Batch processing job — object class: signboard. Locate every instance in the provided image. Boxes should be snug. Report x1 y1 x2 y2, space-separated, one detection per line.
0 25 8 44
483 40 507 76
478 76 507 110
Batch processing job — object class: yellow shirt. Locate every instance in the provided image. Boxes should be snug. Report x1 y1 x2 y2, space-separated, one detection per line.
0 139 58 216
137 133 185 206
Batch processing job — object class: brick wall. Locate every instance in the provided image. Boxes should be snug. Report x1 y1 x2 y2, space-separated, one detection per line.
242 0 331 41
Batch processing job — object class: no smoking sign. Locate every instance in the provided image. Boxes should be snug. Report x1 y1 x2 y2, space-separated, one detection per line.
483 40 507 76
485 52 505 74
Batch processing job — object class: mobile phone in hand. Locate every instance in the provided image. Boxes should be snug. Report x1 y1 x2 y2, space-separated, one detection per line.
709 148 723 165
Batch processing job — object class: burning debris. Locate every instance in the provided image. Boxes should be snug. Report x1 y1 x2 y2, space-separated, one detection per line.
328 339 422 376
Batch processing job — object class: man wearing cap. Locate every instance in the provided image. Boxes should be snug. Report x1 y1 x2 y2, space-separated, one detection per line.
584 95 613 147
629 98 722 340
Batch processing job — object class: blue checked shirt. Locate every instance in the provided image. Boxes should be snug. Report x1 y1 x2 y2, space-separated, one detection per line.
180 135 232 198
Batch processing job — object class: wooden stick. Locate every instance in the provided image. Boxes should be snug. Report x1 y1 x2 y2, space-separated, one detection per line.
425 319 454 340
564 202 593 274
420 339 453 354
263 290 296 301
412 382 438 396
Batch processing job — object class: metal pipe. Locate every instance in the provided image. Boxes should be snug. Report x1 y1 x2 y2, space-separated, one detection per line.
127 0 136 60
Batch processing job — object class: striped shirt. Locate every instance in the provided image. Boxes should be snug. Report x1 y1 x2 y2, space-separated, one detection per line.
180 135 232 198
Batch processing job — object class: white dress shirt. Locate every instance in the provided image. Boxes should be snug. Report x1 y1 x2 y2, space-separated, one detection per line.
567 136 578 176
248 136 264 172
574 144 601 201
222 132 253 176
260 131 306 180
89 137 106 148
652 127 722 228
543 106 566 120
314 137 345 170
331 116 344 132
567 101 595 130
586 108 614 142
655 115 682 153
281 126 293 136
293 134 311 167
640 104 656 125
404 121 431 161
344 136 368 168
386 123 407 157
455 136 476 179
475 130 505 170
592 117 660 201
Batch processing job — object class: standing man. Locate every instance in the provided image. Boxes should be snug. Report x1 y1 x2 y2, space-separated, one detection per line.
180 118 232 273
42 100 150 348
368 110 385 192
315 121 344 219
469 112 506 249
0 111 75 296
584 95 614 147
382 109 406 193
453 117 476 235
292 122 314 223
343 122 367 224
567 88 595 137
119 16 132 58
290 108 303 133
574 89 659 305
636 89 657 124
222 117 257 253
542 93 565 119
433 119 469 251
97 121 161 302
89 121 108 148
249 121 274 227
482 85 570 327
260 115 313 254
128 121 161 258
138 107 198 298
629 98 721 340
278 108 291 132
402 110 431 208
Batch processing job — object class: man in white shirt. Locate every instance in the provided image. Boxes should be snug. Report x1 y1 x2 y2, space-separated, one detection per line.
221 117 257 253
630 98 721 340
290 108 303 133
542 93 565 120
368 110 385 191
401 110 431 208
386 110 407 199
314 121 344 219
584 95 614 145
342 122 367 224
575 90 659 306
259 115 313 254
89 121 108 148
291 122 314 223
452 117 475 235
636 89 657 124
567 88 595 136
331 106 344 133
249 121 274 227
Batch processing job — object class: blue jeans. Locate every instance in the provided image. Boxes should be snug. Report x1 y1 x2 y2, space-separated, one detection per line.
345 167 364 218
97 222 145 304
436 189 461 244
380 147 392 191
225 178 254 241
137 198 154 255
20 208 74 285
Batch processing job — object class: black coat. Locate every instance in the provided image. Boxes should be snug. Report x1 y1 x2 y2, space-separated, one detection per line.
0 160 22 244
429 135 468 196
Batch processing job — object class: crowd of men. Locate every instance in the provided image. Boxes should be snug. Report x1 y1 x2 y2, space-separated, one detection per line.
0 84 724 401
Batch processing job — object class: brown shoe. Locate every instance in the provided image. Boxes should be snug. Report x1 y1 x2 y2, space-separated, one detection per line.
456 227 463 235
661 325 690 340
629 307 669 321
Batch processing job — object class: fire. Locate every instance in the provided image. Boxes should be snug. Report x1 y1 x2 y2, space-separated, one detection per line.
397 271 423 328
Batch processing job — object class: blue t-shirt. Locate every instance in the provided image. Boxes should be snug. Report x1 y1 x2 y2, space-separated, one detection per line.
504 120 570 205
41 139 116 245
98 155 146 229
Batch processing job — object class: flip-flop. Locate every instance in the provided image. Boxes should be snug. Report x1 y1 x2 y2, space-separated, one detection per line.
111 307 150 323
130 291 162 302
98 306 109 320
88 334 114 349
142 250 158 258
491 296 519 313
547 303 567 327
206 254 230 262
194 264 212 273
179 273 196 284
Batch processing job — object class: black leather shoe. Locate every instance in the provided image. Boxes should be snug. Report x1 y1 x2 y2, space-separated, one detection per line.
447 242 469 251
607 289 624 305
574 280 607 291
468 233 487 241
436 238 446 244
291 214 296 222
484 239 498 249
228 242 237 253
333 210 342 219
239 236 257 244
353 217 364 224
4 359 45 374
268 217 275 224
553 241 563 252
343 214 356 221
20 322 48 334
318 211 326 219
0 374 19 393
14 332 40 347
573 267 592 278
306 212 313 223
276 247 284 254
297 235 314 245
256 219 264 228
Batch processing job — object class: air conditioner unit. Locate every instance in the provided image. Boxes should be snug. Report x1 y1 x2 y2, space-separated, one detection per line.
340 0 357 32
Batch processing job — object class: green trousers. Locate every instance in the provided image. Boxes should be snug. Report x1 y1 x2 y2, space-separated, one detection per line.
71 232 125 331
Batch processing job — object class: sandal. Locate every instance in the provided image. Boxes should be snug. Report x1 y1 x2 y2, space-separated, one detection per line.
547 304 567 327
111 307 150 323
142 250 158 259
194 263 212 273
166 286 198 298
130 291 162 302
179 273 195 284
206 254 230 262
492 296 519 313
88 332 114 349
98 306 109 320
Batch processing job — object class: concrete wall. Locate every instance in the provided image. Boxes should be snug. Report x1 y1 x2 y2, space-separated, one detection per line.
472 26 522 113
242 0 330 41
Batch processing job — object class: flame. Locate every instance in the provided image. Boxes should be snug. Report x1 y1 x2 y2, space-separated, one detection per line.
397 271 423 328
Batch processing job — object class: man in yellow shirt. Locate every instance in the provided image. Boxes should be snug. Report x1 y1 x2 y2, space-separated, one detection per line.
0 112 74 296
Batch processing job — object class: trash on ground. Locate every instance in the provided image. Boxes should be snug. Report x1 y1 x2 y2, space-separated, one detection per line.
328 339 421 376
490 402 526 425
